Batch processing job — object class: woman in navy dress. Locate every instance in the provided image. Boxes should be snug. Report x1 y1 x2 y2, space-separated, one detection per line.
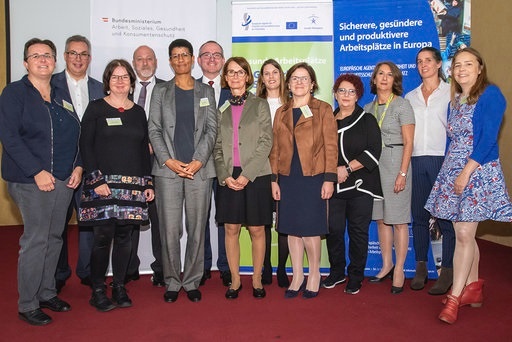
270 63 338 299
425 48 512 324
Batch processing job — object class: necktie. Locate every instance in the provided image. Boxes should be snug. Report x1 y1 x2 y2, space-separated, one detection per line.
208 80 214 87
137 81 150 108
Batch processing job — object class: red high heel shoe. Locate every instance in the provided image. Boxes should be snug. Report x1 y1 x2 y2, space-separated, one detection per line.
439 294 460 324
442 278 484 307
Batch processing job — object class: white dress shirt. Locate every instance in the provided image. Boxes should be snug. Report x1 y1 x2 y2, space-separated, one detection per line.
133 75 157 118
405 80 451 157
65 71 89 121
201 74 222 107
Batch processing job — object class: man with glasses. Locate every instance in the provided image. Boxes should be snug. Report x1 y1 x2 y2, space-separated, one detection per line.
51 35 104 293
196 41 232 287
124 45 166 287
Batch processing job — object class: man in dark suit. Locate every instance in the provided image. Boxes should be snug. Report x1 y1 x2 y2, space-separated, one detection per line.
125 45 166 287
196 41 231 287
51 35 104 293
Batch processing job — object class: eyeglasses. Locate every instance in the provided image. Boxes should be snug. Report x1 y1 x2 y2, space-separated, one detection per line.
289 76 310 83
336 88 357 97
111 74 131 81
26 53 55 61
199 52 223 60
170 52 192 60
65 51 90 59
226 69 247 78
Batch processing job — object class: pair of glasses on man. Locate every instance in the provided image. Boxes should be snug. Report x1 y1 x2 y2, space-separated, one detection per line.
199 52 223 60
65 51 90 59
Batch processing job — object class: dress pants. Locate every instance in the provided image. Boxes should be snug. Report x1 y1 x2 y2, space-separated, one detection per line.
411 156 455 267
155 176 213 292
327 194 374 283
8 179 73 312
55 185 94 282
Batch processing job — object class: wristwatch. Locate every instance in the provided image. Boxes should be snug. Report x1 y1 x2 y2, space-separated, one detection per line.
346 165 352 175
398 170 407 177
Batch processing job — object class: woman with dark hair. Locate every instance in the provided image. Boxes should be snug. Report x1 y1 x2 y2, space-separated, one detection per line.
323 74 382 295
405 47 455 294
425 47 512 324
364 62 415 294
270 62 338 299
214 57 273 299
80 59 154 311
149 39 217 304
256 59 290 288
0 38 81 325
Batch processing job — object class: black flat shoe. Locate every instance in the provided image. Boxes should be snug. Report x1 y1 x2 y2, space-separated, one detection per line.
225 284 242 299
368 266 395 283
39 296 71 312
164 291 179 303
253 287 266 299
90 288 116 312
187 289 202 302
18 309 52 326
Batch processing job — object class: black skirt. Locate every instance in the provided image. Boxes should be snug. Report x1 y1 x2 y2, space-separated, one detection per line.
215 167 272 226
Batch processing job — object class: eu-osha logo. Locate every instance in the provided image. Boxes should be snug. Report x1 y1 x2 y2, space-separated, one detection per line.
242 13 252 30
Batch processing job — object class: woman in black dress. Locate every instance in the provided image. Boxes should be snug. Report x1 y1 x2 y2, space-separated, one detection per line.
79 59 154 311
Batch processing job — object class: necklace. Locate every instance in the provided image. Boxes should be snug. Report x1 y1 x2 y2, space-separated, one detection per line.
107 96 129 112
373 94 394 128
228 91 248 106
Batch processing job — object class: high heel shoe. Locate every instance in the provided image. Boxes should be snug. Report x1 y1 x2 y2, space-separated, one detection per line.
442 278 484 307
302 279 321 299
368 266 394 283
284 278 306 298
225 284 242 299
439 294 460 324
391 271 405 294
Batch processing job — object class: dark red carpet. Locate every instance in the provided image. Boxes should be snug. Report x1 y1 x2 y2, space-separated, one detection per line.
1 225 511 341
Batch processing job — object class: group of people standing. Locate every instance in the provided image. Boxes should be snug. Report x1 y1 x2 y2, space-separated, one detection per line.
0 34 510 327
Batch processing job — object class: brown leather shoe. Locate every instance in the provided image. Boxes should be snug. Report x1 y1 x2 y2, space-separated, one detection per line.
410 261 428 290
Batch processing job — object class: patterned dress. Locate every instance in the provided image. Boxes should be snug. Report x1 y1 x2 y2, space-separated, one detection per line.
425 95 512 222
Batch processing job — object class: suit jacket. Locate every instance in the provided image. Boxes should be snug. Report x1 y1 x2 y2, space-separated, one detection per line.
51 70 104 114
214 92 273 184
148 78 217 180
270 97 338 182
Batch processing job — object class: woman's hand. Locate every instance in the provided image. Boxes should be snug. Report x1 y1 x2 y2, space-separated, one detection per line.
67 167 83 189
394 173 407 194
271 182 281 201
144 189 155 202
225 177 243 191
454 172 470 195
34 170 55 192
337 166 348 183
234 175 249 189
321 181 334 200
94 184 111 197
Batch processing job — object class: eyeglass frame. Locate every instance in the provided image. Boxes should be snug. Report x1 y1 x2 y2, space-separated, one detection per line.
335 88 357 97
199 52 223 60
226 69 247 78
289 76 310 83
65 50 91 59
25 53 56 61
170 52 192 60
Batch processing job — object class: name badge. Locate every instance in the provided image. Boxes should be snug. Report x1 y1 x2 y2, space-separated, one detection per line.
199 97 210 107
106 117 123 126
300 105 313 118
219 100 230 113
62 100 74 112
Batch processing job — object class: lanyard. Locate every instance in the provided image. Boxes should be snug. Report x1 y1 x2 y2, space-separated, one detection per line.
374 94 394 128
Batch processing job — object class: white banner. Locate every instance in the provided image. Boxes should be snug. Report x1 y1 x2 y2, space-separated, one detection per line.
90 0 217 80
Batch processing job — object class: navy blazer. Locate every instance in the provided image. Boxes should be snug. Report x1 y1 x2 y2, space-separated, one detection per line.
51 70 104 115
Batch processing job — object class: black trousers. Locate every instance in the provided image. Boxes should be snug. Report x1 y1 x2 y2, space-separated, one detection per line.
326 194 374 284
91 223 135 289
